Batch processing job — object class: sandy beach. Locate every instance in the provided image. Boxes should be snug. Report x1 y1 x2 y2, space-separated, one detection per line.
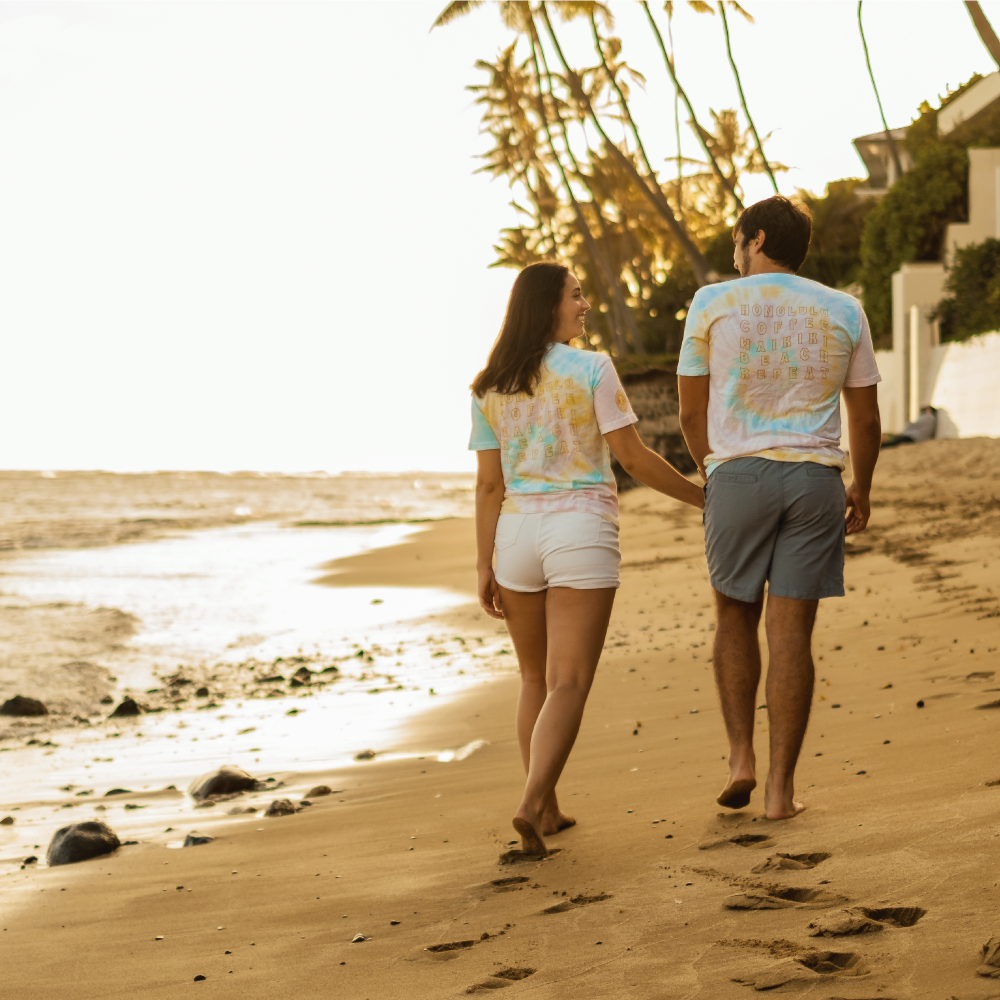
3 442 1000 998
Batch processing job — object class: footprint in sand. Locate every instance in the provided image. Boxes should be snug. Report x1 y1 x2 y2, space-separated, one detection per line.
541 892 612 915
808 905 927 937
490 876 530 893
465 968 536 993
730 944 868 990
498 848 562 865
751 851 831 873
725 885 848 910
698 833 772 851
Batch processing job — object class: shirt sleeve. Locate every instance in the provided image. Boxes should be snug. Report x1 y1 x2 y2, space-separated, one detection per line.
592 357 638 435
843 307 882 387
676 288 712 376
468 394 500 450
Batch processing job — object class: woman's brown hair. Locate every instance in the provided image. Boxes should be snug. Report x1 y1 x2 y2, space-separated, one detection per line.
471 261 569 398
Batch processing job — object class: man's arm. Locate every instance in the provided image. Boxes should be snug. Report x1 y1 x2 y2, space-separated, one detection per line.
842 385 881 535
604 424 704 509
678 374 711 481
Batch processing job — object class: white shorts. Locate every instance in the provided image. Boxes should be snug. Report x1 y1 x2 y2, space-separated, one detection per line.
493 512 621 592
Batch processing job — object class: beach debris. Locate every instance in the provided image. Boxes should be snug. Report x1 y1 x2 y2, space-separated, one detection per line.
109 698 144 718
354 749 377 761
297 800 312 810
228 806 257 815
183 834 215 847
194 975 206 981
195 687 210 697
978 934 1000 978
0 816 13 826
155 936 163 941
188 764 262 801
99 695 114 705
104 788 132 796
305 785 333 797
351 933 367 943
0 695 48 717
289 667 313 687
23 855 37 864
264 799 296 817
46 820 121 866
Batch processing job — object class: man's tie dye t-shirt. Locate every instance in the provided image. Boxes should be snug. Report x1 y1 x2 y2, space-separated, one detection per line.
468 342 637 524
677 273 881 476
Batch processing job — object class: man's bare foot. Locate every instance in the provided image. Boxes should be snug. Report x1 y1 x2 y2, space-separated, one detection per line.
541 810 576 836
763 800 806 821
512 815 548 857
717 777 757 809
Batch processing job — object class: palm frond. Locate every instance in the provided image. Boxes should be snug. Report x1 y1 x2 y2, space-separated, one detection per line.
432 1 485 29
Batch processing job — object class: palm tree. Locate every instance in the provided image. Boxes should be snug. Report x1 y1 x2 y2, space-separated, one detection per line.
716 2 778 193
537 2 717 285
857 1 903 184
965 1 1000 67
639 1 743 212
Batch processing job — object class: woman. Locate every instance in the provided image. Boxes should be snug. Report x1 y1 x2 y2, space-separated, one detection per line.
469 261 705 856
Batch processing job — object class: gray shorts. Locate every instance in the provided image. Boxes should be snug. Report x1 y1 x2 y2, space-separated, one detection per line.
704 458 846 603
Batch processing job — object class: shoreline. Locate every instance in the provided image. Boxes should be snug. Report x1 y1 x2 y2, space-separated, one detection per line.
5 440 1000 996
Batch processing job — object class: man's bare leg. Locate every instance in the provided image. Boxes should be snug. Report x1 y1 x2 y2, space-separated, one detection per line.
713 590 764 808
509 587 615 854
762 595 817 820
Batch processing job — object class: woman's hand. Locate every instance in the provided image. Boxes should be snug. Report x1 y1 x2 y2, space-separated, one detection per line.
478 566 504 619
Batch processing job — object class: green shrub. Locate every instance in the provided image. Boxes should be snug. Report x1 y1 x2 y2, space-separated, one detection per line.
934 238 1000 340
858 143 968 348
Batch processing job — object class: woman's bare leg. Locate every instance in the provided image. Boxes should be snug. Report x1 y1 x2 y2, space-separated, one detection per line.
499 586 574 836
510 586 616 854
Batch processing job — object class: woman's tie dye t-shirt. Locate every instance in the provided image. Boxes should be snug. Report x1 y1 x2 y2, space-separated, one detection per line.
468 343 637 524
677 273 881 476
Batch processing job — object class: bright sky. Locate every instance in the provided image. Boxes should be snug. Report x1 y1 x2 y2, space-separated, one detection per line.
0 0 996 472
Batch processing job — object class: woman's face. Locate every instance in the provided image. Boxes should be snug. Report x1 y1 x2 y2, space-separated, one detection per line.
551 273 590 344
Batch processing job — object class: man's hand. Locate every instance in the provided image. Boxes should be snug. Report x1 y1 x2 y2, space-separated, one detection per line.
478 567 504 619
844 482 870 535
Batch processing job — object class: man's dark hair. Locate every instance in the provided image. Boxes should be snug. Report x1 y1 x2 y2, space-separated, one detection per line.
733 195 813 272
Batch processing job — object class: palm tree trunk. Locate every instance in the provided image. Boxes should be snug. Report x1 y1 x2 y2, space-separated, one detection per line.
857 1 903 184
639 1 743 212
667 5 682 214
965 2 1000 68
533 25 644 354
717 2 778 194
525 30 633 355
538 2 716 287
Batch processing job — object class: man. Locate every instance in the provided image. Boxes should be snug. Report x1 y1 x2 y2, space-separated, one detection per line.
677 195 882 820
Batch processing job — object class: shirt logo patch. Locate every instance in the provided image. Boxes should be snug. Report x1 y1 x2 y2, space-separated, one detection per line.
615 390 628 413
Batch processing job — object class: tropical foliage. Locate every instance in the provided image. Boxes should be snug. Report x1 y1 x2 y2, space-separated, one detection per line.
434 0 784 355
934 238 1000 341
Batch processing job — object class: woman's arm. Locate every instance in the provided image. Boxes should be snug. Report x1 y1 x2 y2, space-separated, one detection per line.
604 424 704 509
475 449 505 619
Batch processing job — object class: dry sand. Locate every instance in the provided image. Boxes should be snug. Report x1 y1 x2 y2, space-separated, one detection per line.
4 439 1000 998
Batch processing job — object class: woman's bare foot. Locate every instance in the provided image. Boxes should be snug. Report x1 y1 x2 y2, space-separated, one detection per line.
541 809 576 836
512 814 548 857
717 776 757 809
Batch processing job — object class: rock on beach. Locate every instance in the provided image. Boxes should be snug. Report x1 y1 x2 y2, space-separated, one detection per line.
47 820 121 866
183 834 215 847
109 698 144 718
264 799 296 817
0 695 48 717
188 764 261 801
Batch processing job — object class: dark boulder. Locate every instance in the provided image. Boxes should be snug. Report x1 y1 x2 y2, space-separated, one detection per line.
188 764 260 801
47 820 120 866
183 834 214 847
109 698 144 718
305 785 333 797
99 695 114 705
264 799 296 817
195 686 209 698
1 695 48 717
0 816 14 826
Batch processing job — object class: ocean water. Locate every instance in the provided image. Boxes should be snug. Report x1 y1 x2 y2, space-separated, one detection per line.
0 473 511 857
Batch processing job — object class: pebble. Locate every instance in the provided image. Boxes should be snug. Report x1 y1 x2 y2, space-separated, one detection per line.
155 936 163 941
352 933 366 943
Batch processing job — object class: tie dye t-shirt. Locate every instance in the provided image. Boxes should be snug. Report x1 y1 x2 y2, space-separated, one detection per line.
677 273 881 476
468 342 637 524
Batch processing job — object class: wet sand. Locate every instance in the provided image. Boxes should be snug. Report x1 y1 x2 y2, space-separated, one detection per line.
5 439 1000 997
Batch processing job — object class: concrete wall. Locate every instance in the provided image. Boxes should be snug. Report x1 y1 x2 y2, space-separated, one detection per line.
944 148 1000 264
